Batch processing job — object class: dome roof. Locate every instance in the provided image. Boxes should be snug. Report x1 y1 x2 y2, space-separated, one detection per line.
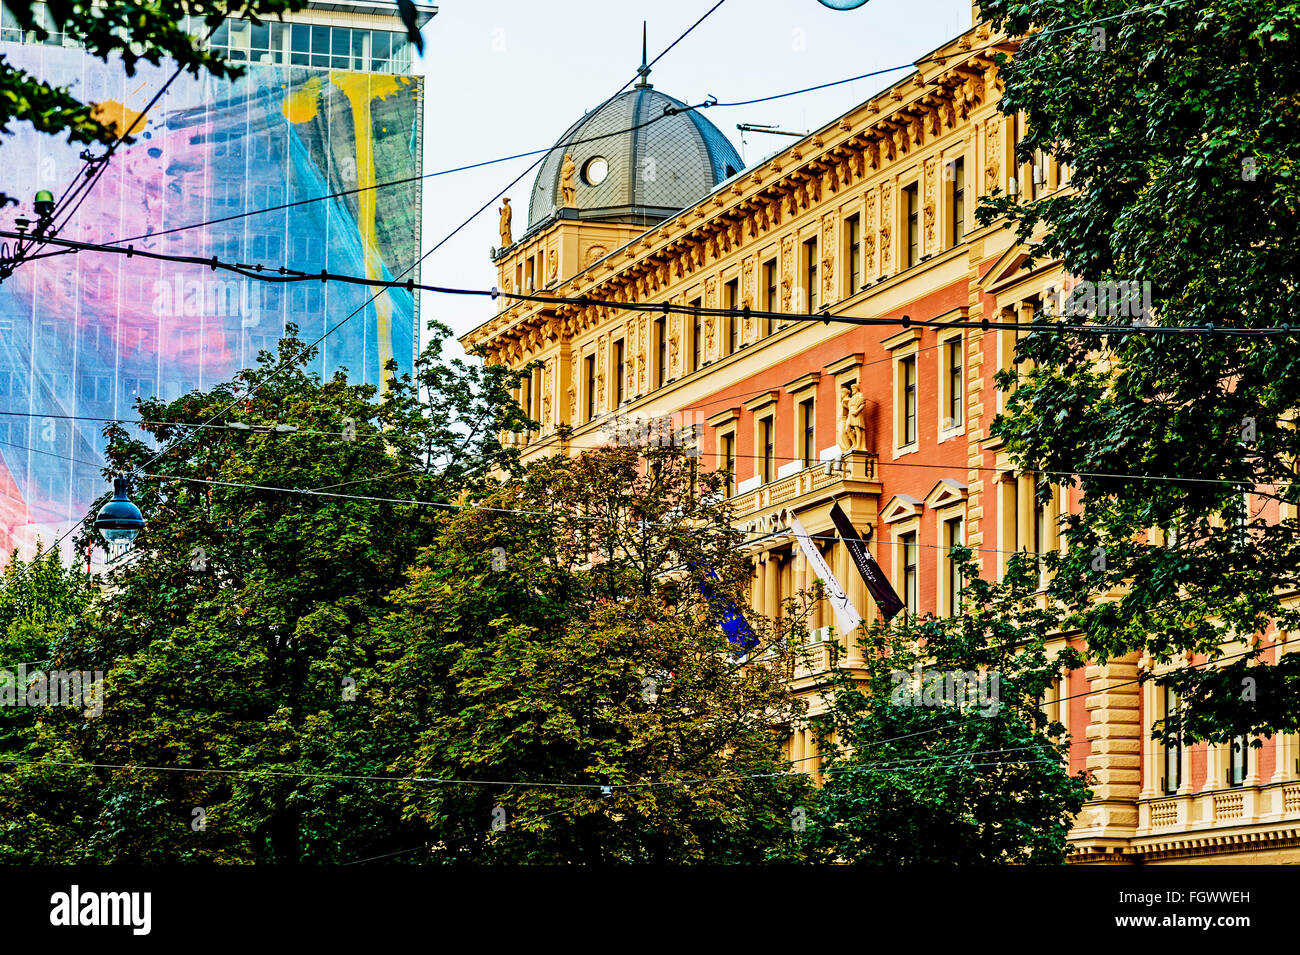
526 78 744 235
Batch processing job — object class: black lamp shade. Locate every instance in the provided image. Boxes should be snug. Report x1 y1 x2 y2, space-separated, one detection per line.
94 477 145 544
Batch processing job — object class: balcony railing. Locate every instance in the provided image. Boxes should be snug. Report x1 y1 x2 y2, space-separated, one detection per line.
729 452 878 520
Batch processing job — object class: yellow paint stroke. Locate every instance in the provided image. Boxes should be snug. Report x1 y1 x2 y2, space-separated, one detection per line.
281 75 324 124
328 73 411 392
90 100 147 138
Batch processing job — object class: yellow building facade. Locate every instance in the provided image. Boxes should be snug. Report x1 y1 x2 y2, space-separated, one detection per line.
463 9 1300 864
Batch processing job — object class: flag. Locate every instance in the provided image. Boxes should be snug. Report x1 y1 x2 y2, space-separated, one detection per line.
830 501 904 620
789 516 863 636
697 565 758 652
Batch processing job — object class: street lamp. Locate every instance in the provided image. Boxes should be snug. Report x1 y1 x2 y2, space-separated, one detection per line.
93 476 145 546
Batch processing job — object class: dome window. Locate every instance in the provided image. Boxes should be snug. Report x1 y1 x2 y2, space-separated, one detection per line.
582 156 609 186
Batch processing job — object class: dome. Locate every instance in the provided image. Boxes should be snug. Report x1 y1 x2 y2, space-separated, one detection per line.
525 72 744 235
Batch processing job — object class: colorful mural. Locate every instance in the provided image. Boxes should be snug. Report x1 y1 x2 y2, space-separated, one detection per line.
0 43 423 555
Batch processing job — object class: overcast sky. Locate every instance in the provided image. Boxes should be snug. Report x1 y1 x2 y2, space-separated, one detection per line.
410 0 973 355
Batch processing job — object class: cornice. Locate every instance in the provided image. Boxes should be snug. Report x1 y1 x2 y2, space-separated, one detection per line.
463 21 1015 358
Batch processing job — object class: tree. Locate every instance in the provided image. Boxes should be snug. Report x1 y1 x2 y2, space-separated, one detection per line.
0 324 527 862
977 0 1300 742
378 436 816 863
806 552 1090 864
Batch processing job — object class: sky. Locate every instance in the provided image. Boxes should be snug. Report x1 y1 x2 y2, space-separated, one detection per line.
409 0 974 356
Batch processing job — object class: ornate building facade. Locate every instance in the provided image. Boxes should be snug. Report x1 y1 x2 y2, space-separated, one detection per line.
463 9 1300 864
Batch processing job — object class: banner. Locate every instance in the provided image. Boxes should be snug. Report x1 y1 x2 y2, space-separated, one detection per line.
789 516 863 637
697 566 758 653
830 502 905 620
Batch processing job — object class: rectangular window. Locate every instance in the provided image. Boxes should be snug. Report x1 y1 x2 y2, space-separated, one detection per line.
725 279 739 355
691 298 702 372
721 432 736 497
901 531 919 614
900 354 917 446
655 316 667 388
1163 685 1182 795
1034 494 1051 588
760 417 775 484
847 214 861 292
799 398 816 466
945 516 964 616
946 338 963 429
904 183 920 268
1228 736 1249 787
950 157 966 246
584 354 596 422
614 339 625 406
804 237 818 313
764 258 777 326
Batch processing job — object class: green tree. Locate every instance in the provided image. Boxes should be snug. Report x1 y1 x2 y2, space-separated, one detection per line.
0 325 526 863
806 553 1090 864
977 0 1300 743
379 437 816 863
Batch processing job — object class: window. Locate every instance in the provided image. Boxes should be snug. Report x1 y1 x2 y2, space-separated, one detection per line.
764 258 778 329
721 431 736 497
1033 493 1051 588
901 530 919 614
799 398 815 467
847 214 861 292
949 157 966 246
584 354 596 422
945 337 963 430
691 298 702 372
1228 736 1249 787
900 354 917 446
904 183 920 268
945 516 964 616
1163 685 1182 795
804 237 818 313
725 279 739 354
655 316 667 388
760 416 775 484
613 339 625 406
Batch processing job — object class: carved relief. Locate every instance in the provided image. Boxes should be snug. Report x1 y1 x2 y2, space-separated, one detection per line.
821 212 837 302
742 259 755 340
780 235 795 310
909 113 924 146
585 244 608 266
809 173 822 204
865 138 880 170
542 360 554 426
769 195 782 227
985 118 1002 193
566 384 576 422
924 157 938 251
879 181 892 274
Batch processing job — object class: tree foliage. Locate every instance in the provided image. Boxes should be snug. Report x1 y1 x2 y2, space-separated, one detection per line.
806 553 1090 864
979 0 1300 742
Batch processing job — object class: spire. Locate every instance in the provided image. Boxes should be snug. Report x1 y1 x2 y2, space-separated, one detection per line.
635 21 651 88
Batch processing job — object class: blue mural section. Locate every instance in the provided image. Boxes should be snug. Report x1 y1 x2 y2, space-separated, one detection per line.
0 42 423 553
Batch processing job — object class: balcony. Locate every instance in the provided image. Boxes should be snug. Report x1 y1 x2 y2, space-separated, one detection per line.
729 451 879 522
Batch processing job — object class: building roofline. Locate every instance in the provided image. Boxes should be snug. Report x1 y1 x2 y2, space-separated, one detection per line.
305 1 438 28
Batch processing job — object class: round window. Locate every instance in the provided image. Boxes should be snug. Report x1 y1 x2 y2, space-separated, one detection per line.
582 156 609 186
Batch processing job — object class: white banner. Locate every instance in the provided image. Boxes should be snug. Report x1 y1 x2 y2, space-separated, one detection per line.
789 516 863 637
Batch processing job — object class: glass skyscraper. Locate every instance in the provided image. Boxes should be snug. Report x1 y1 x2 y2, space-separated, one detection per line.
0 1 435 555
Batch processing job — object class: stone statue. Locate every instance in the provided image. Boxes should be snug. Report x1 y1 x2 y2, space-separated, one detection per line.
560 153 577 207
839 383 867 453
498 197 513 248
